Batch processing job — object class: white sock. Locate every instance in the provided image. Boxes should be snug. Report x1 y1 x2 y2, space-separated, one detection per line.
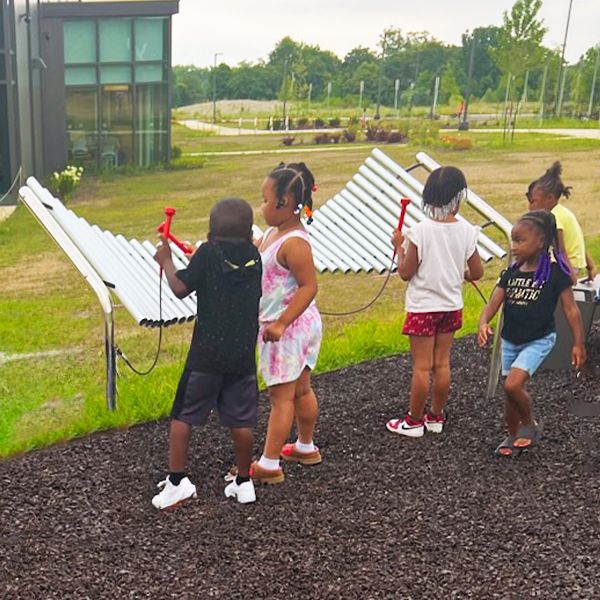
294 439 316 453
257 455 280 471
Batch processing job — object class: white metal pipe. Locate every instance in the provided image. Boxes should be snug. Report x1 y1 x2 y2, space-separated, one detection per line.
134 239 197 317
308 222 361 272
308 236 347 273
311 210 374 272
356 168 495 262
327 196 395 261
338 189 403 254
114 234 191 324
103 229 180 325
319 204 388 272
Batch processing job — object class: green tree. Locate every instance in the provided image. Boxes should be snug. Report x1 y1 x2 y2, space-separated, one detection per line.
490 0 546 80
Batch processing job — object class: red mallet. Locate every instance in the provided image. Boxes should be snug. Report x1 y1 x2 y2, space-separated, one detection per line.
157 223 195 255
157 207 177 278
392 198 411 261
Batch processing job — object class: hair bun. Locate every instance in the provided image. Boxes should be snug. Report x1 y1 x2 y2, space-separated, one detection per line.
547 161 562 178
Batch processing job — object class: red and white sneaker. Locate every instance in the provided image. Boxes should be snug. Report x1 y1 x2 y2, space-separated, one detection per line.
386 414 424 438
424 411 446 434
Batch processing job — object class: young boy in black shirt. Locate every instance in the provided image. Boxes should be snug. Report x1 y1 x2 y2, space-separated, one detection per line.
152 198 262 508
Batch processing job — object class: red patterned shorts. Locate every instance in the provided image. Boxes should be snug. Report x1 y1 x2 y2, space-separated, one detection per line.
402 310 463 337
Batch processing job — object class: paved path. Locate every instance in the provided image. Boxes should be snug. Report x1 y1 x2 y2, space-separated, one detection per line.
187 145 377 157
179 119 343 136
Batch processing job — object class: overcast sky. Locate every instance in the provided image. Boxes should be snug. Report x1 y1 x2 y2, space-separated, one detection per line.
172 0 599 67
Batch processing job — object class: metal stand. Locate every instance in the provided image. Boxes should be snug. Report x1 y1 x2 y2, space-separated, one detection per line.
19 183 118 410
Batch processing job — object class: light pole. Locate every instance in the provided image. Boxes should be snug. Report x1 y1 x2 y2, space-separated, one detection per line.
282 56 289 125
555 0 574 116
212 52 222 124
375 40 387 119
459 31 476 131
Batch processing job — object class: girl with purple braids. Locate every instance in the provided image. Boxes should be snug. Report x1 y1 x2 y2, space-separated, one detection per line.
478 210 586 457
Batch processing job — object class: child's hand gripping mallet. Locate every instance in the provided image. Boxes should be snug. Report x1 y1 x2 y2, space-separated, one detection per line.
157 207 176 279
157 221 195 256
392 198 411 262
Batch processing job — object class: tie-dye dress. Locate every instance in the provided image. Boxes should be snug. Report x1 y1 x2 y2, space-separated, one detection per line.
258 227 322 386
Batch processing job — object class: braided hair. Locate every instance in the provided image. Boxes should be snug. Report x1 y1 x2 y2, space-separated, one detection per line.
530 161 572 200
422 166 467 220
516 209 571 286
268 162 316 224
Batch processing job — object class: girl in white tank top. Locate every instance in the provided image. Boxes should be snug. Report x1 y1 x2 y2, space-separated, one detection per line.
251 162 323 485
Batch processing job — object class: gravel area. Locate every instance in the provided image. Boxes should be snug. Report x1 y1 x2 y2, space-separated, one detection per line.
1 334 599 599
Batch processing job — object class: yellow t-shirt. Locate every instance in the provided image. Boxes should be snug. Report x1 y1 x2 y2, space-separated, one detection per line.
551 204 586 271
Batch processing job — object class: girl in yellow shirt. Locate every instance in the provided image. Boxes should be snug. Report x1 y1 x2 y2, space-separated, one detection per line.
526 161 597 283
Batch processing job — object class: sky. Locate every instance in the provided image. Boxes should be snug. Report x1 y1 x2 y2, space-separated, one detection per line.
172 0 600 68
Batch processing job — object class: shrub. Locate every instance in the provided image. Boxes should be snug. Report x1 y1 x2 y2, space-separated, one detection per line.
296 117 310 129
348 116 359 126
387 131 407 144
407 119 442 146
314 118 325 129
169 155 207 170
313 133 331 144
342 128 357 143
281 135 296 146
329 133 341 144
47 165 83 199
328 117 341 127
440 135 473 151
171 145 182 159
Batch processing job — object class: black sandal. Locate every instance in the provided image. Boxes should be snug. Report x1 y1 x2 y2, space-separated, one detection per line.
495 435 521 458
513 422 543 449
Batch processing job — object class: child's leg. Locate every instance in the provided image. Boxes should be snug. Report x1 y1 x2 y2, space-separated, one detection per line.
294 367 318 445
503 394 521 437
262 380 296 460
430 332 455 415
408 335 435 419
504 368 534 436
169 418 192 473
230 427 253 478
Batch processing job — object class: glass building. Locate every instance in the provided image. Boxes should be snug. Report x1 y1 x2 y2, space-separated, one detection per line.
0 1 179 201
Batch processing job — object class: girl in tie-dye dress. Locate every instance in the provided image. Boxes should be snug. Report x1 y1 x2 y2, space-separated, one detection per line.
251 162 323 485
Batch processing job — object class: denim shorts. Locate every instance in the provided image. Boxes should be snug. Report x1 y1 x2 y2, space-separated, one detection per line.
501 332 557 377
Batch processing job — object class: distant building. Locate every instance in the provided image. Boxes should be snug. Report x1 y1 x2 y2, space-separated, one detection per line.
0 0 179 203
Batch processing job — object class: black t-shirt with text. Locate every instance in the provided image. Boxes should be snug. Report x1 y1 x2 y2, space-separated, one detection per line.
498 263 572 345
176 240 261 375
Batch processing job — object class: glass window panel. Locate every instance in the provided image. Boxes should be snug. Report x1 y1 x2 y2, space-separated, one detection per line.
0 59 5 82
64 21 96 64
136 84 168 166
65 66 97 86
100 66 131 84
99 19 132 63
101 85 133 167
66 89 99 172
0 86 11 194
135 64 163 83
134 18 165 61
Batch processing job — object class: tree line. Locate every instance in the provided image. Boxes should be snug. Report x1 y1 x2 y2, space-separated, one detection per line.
173 0 600 116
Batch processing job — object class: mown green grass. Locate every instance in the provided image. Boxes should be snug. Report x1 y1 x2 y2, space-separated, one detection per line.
1 132 599 457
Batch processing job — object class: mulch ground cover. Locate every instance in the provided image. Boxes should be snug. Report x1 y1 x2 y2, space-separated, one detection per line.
1 333 600 599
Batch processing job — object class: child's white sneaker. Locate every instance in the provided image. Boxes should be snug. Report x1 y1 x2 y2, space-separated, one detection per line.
424 411 446 434
152 476 197 510
386 415 424 438
224 478 256 504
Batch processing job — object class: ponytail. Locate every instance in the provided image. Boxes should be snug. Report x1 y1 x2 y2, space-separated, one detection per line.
268 162 316 224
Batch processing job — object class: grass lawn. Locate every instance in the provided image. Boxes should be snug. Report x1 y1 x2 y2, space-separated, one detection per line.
1 129 599 457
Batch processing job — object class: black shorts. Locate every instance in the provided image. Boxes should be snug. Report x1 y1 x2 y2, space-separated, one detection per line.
171 370 258 428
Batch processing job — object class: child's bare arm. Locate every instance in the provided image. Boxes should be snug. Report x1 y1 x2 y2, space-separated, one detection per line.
559 288 586 369
556 229 577 284
262 237 317 342
391 232 418 281
154 242 190 298
478 286 505 346
465 250 484 281
584 252 597 282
